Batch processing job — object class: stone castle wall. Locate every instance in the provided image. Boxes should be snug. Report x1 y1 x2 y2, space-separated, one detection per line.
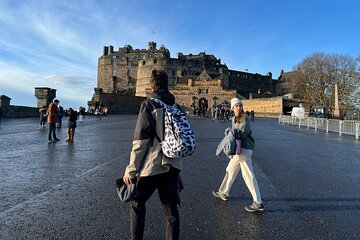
98 43 171 95
3 105 39 118
92 94 146 114
136 58 173 97
90 42 289 115
228 71 277 99
242 97 283 117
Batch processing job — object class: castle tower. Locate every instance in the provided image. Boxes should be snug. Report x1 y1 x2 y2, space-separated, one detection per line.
135 44 174 96
136 58 168 96
34 87 56 108
0 95 11 110
148 42 156 50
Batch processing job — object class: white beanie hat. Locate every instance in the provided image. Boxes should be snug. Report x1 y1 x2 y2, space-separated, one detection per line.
231 98 242 110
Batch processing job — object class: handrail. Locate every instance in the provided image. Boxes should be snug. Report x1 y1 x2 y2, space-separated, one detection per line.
278 115 360 140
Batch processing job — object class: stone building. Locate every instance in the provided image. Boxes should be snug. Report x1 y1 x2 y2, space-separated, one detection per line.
34 87 57 108
88 42 279 113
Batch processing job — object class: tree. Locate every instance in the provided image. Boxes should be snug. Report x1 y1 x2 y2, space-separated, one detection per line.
291 52 360 114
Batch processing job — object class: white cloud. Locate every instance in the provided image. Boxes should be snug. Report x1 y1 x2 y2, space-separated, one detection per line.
0 61 95 107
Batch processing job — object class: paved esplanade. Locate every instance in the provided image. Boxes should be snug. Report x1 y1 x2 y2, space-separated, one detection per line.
0 116 359 240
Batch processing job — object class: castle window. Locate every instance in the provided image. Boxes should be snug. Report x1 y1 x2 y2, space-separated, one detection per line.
143 61 146 65
154 59 157 64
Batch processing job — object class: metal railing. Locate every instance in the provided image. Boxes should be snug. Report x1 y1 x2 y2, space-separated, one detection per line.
278 115 360 139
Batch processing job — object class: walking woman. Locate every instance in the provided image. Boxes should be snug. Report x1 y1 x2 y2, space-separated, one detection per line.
212 98 264 212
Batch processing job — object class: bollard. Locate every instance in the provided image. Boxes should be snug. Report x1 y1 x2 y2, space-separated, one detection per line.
315 119 317 131
307 118 310 129
339 121 342 136
299 118 301 128
356 122 359 140
326 119 329 133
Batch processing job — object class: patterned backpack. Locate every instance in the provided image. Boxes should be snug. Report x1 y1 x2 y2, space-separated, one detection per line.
151 98 196 158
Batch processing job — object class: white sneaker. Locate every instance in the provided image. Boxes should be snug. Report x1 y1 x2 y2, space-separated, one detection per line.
212 191 229 201
245 202 265 212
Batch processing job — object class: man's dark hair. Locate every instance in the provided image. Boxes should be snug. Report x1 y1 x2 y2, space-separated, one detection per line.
150 70 168 91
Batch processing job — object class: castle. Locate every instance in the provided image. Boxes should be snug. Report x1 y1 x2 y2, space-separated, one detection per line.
88 42 280 113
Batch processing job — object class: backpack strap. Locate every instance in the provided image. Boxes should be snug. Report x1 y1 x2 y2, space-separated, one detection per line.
150 98 166 143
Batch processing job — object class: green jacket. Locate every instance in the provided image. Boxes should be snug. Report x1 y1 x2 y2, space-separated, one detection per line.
232 115 255 150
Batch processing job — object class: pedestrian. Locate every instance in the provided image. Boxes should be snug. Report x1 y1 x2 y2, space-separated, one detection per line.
66 108 78 142
225 108 231 121
39 106 47 129
95 108 101 119
122 70 182 240
212 98 264 212
250 110 255 122
220 107 225 120
77 107 83 122
47 99 60 143
57 105 64 128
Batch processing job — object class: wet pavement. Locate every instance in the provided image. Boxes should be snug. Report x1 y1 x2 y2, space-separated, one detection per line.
0 116 359 240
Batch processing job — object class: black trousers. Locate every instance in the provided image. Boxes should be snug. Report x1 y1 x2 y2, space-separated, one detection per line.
48 122 57 140
130 168 180 240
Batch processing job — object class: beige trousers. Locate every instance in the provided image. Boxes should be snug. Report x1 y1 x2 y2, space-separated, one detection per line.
218 148 262 203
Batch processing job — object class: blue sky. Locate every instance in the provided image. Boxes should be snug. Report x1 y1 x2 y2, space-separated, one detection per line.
1 0 359 108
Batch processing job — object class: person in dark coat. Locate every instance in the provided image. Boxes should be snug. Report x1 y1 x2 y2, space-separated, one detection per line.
66 108 78 142
122 70 182 240
39 106 47 129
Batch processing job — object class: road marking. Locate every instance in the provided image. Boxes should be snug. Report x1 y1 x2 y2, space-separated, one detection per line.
0 152 128 219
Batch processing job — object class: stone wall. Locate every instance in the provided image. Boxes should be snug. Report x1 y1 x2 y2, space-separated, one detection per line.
228 71 276 98
242 97 283 117
98 42 171 95
172 79 236 110
91 94 146 114
3 105 39 118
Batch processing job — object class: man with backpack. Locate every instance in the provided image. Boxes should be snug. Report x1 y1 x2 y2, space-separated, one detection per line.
123 70 186 240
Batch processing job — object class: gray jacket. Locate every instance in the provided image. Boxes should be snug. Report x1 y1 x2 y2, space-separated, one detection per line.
124 90 182 178
216 127 240 158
